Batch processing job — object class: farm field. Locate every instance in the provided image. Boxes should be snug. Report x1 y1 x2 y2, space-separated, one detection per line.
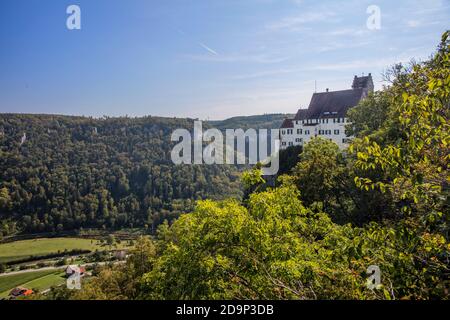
0 269 65 298
0 237 128 264
20 271 66 292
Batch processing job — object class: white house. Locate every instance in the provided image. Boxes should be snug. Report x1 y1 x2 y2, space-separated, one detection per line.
65 265 86 276
280 74 374 149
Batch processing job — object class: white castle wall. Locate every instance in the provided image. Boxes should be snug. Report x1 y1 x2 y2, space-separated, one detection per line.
280 117 351 150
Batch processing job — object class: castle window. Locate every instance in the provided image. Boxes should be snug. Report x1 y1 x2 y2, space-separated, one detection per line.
297 129 302 134
281 130 286 135
334 129 339 135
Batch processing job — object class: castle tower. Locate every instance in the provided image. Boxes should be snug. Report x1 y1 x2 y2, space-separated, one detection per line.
352 73 374 96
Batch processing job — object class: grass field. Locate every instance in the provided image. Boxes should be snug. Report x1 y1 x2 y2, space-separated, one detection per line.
0 269 65 298
21 272 66 292
0 237 122 264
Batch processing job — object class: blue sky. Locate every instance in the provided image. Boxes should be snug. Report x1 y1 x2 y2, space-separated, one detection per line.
0 0 448 120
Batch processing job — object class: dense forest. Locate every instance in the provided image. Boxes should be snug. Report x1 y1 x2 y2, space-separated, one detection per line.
0 114 289 236
42 31 448 300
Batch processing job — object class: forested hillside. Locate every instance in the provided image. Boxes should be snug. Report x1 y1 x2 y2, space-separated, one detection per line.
0 113 290 236
49 31 449 301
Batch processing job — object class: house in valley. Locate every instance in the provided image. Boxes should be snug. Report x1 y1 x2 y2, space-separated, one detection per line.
9 287 33 298
65 265 86 276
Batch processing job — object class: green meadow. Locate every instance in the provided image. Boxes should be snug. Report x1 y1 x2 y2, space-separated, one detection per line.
0 237 107 264
0 269 65 298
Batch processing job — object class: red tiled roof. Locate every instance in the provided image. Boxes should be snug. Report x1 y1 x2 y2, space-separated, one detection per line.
10 287 33 297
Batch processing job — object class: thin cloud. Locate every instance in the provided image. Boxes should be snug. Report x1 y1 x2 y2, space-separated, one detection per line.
266 11 337 31
327 28 368 37
182 53 289 64
315 40 372 53
309 52 431 72
231 68 301 80
406 20 422 28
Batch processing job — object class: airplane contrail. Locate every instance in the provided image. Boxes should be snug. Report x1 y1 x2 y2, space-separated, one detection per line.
172 26 219 56
199 42 219 55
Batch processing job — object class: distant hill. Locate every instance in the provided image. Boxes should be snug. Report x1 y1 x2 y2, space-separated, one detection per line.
0 113 291 236
208 113 294 131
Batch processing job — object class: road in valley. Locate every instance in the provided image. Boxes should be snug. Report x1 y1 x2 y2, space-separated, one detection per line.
0 261 125 277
